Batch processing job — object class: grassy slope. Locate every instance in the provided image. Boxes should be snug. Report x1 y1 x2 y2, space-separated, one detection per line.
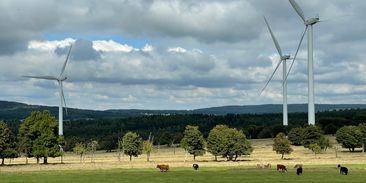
1 166 366 183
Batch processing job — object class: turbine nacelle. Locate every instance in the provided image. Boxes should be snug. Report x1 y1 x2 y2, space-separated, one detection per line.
59 76 67 81
305 17 320 25
281 55 291 60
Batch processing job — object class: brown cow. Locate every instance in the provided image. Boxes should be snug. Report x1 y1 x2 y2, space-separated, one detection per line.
277 164 287 172
156 164 169 172
264 163 271 169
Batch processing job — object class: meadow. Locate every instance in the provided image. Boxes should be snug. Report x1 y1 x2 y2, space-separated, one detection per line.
1 138 366 182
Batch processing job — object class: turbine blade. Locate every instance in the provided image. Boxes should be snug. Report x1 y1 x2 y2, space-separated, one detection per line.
289 0 306 22
264 16 283 57
285 26 308 81
260 59 283 96
60 82 68 116
60 44 72 77
23 75 58 80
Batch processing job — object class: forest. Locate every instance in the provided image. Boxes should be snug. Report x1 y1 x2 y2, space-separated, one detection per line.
3 108 366 151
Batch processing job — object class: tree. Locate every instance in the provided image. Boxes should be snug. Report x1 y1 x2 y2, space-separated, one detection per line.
318 135 332 151
18 111 61 164
288 127 304 146
273 132 293 159
336 126 362 152
143 133 153 162
180 125 206 161
308 143 322 156
221 128 252 161
207 125 227 161
87 140 98 162
358 123 366 152
0 121 18 165
73 142 87 162
301 125 324 148
122 132 143 161
207 125 252 161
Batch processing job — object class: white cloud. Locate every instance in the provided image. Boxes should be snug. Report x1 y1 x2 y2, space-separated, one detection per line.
28 39 75 51
93 40 137 52
142 44 154 52
167 47 187 53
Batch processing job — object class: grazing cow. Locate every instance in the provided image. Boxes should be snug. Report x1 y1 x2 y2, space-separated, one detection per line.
257 164 263 169
264 164 271 169
294 164 303 175
294 164 303 168
277 164 287 172
337 164 348 175
193 164 199 170
296 167 303 175
156 164 169 172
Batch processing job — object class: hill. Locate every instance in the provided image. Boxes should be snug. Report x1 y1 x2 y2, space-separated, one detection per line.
1 100 366 120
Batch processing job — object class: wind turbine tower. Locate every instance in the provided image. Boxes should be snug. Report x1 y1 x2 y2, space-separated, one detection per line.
261 16 290 126
288 0 320 125
23 45 73 135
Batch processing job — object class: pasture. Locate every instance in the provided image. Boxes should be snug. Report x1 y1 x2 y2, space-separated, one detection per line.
1 138 366 182
2 166 366 183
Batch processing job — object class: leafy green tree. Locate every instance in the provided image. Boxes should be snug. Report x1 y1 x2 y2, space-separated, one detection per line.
358 123 366 151
207 125 253 161
180 125 206 161
318 135 332 151
73 142 87 162
87 140 98 162
273 132 293 159
18 111 61 164
207 125 227 161
336 126 362 152
301 125 324 148
308 143 322 156
0 121 18 165
143 134 153 162
288 127 304 145
221 128 252 161
122 132 143 161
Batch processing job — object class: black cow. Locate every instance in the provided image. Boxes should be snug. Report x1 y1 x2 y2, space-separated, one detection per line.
296 167 303 175
337 164 348 175
193 164 199 170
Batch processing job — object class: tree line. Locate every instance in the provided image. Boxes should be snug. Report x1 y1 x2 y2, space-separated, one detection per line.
1 108 366 164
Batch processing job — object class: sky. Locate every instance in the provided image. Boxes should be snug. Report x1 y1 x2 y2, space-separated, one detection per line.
0 0 366 110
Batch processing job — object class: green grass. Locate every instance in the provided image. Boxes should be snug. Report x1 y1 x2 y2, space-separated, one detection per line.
1 165 366 183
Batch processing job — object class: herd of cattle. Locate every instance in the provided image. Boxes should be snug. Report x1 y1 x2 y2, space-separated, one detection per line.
156 163 349 175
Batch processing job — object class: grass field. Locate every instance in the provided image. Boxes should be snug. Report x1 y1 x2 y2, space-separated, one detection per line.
2 166 366 183
1 137 366 182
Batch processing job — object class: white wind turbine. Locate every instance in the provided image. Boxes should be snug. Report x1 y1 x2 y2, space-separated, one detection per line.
23 45 73 136
261 16 290 126
287 0 320 125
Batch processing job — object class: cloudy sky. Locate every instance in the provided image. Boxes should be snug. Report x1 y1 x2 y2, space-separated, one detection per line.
0 0 365 110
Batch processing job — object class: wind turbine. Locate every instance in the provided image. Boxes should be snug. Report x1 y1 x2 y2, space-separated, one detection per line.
287 0 320 125
23 45 73 136
261 16 290 126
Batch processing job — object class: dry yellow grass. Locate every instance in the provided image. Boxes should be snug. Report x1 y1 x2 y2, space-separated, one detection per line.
1 137 365 172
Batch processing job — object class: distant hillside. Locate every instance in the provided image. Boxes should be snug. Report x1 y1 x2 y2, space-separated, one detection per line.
1 100 366 120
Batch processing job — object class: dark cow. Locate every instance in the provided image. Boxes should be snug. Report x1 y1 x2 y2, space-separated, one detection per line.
296 167 303 175
294 164 303 175
193 164 199 170
156 164 169 172
277 164 287 172
337 164 348 175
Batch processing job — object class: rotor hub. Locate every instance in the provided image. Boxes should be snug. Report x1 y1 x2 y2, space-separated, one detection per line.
281 55 291 60
305 17 319 25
